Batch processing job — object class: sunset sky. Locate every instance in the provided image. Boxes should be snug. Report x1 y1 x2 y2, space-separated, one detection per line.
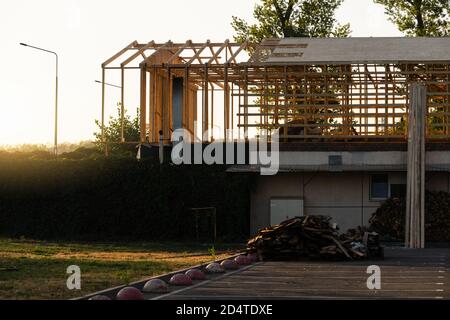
0 0 402 145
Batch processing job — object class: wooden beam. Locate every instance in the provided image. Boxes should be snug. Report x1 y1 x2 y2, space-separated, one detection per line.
203 63 209 142
140 41 172 68
102 41 138 67
207 39 229 65
101 68 107 156
121 67 125 142
226 40 248 64
405 83 426 249
166 40 192 65
140 65 147 143
186 40 210 66
120 41 155 67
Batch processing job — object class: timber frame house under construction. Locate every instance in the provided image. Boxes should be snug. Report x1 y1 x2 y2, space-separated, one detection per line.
101 37 450 248
101 37 450 144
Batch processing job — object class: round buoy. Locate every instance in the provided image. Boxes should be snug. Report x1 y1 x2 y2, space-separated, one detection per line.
169 273 193 286
185 269 206 280
205 262 225 273
247 252 259 262
116 287 145 300
89 295 111 300
234 255 251 265
220 259 239 270
142 279 169 293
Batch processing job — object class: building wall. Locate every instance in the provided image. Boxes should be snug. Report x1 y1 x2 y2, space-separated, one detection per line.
250 171 450 235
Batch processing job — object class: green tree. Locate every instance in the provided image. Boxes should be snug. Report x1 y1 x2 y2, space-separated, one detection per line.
374 0 449 36
231 0 350 43
94 103 140 158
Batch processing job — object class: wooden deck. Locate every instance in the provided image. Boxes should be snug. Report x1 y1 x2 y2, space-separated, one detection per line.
150 248 449 300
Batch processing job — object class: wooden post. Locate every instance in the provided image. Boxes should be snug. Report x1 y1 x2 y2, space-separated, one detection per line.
139 64 147 143
120 67 125 143
101 68 108 156
203 64 209 142
224 64 229 140
405 84 426 249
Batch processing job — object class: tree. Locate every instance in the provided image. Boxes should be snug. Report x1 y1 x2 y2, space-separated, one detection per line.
94 103 140 158
231 0 350 44
374 0 449 36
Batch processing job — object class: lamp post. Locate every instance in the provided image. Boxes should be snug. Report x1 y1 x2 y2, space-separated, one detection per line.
20 43 59 158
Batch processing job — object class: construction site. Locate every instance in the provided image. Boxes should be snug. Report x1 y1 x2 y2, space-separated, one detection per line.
100 37 450 144
99 37 450 248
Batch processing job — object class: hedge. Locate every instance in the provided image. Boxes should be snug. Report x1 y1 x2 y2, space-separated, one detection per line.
0 159 252 242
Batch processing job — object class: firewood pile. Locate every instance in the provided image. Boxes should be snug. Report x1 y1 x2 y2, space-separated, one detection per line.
369 191 450 242
247 215 383 261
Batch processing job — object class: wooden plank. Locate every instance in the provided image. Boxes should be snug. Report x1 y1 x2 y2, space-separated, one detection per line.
186 41 210 66
102 41 138 67
120 40 155 67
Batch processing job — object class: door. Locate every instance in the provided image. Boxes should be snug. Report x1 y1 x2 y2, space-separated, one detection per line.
270 198 304 226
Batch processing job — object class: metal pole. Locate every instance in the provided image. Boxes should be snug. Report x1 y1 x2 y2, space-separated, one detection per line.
20 43 58 158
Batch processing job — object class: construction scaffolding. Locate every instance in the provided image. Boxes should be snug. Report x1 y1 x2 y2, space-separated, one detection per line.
100 37 450 145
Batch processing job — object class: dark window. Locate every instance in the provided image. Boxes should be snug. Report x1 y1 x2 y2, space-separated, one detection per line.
390 184 406 198
371 174 389 199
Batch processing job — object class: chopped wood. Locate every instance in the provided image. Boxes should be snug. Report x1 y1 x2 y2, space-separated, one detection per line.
247 215 383 261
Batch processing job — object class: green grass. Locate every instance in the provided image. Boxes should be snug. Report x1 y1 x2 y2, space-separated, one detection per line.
0 238 243 300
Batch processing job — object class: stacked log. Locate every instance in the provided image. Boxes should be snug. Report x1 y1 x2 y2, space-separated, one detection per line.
369 191 450 242
247 216 383 261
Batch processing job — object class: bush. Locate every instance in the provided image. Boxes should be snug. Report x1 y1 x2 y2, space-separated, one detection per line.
0 159 251 242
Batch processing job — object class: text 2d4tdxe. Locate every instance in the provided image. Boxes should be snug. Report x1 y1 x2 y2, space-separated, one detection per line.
176 304 273 317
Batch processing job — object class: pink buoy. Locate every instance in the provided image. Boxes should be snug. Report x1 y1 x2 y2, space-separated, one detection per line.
234 255 251 265
220 259 239 270
185 269 206 280
116 287 144 300
247 253 259 262
89 295 111 300
169 273 193 286
142 279 169 293
205 262 225 273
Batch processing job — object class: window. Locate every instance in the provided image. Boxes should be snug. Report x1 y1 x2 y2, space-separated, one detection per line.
370 174 389 200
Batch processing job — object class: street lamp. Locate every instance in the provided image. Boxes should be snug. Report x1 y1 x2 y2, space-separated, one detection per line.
20 43 59 158
94 80 122 89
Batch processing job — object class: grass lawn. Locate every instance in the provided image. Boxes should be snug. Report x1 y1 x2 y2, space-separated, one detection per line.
0 238 243 300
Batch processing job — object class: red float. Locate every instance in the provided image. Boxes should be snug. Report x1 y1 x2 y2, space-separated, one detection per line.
247 253 259 262
116 287 144 300
205 262 225 273
169 273 193 286
220 259 239 270
185 269 206 280
234 255 251 265
142 279 169 293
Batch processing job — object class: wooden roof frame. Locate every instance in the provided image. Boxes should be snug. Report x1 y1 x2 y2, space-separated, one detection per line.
102 39 253 70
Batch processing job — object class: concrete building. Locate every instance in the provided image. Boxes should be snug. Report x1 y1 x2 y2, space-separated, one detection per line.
237 145 450 234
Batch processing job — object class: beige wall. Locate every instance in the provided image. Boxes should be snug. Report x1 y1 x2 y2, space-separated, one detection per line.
250 171 450 235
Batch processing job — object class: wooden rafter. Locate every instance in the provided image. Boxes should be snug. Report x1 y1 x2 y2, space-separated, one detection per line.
102 41 138 68
120 41 155 67
186 40 210 66
166 40 192 65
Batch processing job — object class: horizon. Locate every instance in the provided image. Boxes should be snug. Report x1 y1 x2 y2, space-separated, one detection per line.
0 0 403 146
